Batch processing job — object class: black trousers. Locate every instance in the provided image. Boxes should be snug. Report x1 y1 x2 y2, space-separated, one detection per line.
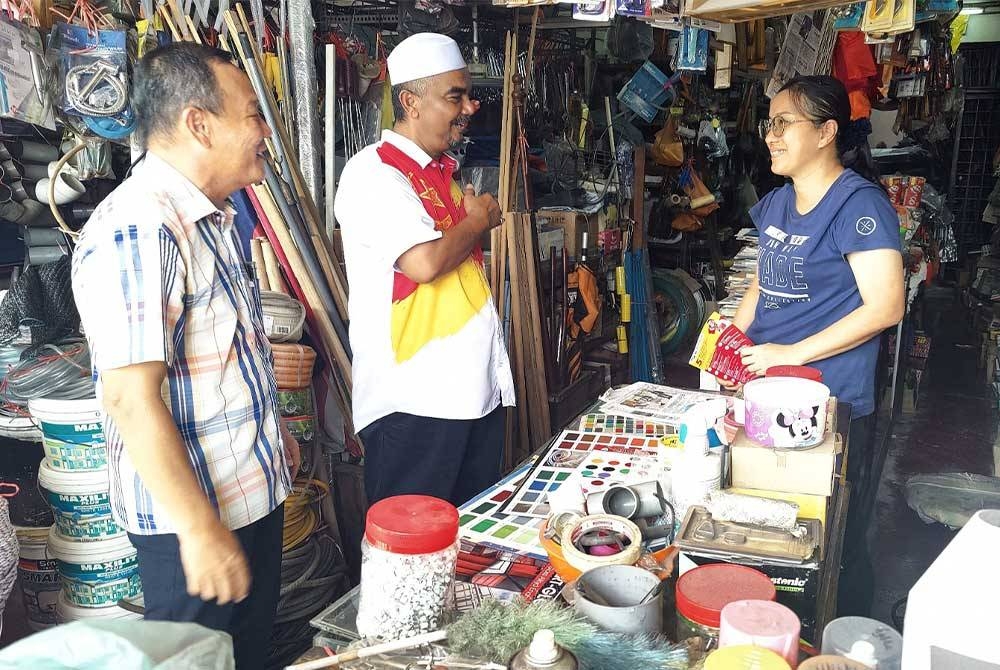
838 412 878 617
359 405 506 507
128 505 285 670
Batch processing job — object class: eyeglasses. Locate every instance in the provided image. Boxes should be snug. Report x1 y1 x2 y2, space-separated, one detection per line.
759 116 818 138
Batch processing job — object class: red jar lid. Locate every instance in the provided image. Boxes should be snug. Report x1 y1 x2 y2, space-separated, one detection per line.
364 495 459 555
766 365 823 382
676 564 776 628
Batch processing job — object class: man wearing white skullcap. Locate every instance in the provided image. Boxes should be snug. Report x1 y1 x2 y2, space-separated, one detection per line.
335 33 515 507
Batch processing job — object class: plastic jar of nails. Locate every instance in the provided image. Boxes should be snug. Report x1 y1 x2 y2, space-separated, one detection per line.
675 564 776 652
356 495 459 641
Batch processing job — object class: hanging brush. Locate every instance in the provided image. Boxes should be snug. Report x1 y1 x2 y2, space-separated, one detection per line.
286 598 689 670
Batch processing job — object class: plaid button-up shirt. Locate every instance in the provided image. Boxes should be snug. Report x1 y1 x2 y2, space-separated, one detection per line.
71 152 290 535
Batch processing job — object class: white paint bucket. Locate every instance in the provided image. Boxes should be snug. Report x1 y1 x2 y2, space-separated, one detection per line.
13 525 60 630
37 459 123 540
28 398 106 471
56 589 143 623
47 528 142 608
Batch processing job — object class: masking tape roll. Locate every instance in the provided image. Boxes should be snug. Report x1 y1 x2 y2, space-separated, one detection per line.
559 514 642 574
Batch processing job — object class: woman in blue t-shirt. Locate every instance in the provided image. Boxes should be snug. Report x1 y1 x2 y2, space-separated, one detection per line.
727 75 903 615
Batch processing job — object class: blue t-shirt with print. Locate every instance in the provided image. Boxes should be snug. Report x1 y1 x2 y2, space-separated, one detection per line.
746 168 901 418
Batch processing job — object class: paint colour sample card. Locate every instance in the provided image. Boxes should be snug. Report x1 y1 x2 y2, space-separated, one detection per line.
572 444 661 495
578 413 676 438
458 463 547 559
499 430 663 520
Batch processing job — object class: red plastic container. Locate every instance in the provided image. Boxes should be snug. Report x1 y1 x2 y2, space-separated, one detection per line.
676 564 777 650
765 366 823 383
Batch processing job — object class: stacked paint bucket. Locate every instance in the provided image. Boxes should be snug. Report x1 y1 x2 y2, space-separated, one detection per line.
30 397 143 623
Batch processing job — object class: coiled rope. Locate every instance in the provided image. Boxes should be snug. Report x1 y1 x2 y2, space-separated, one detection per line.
0 486 21 639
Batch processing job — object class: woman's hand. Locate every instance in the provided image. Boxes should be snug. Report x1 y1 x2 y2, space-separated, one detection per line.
740 343 804 377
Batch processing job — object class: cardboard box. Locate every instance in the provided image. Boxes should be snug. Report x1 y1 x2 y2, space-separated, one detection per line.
536 226 566 261
536 210 597 259
730 429 841 496
679 550 821 645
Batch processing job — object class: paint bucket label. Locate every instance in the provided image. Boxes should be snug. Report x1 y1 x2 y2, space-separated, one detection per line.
57 553 142 607
40 420 106 471
45 490 122 539
277 388 314 418
18 556 60 625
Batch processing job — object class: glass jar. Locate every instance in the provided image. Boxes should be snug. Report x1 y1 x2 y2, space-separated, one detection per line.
356 495 459 640
675 563 776 654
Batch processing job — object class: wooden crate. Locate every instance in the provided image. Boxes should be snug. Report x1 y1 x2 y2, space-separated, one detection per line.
684 0 850 22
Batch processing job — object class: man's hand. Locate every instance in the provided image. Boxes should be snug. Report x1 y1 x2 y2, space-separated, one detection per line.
463 184 502 231
177 519 251 604
280 419 301 482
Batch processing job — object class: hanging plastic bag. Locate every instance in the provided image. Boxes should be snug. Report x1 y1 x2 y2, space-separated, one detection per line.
0 620 235 669
651 115 684 167
607 14 654 61
0 18 56 130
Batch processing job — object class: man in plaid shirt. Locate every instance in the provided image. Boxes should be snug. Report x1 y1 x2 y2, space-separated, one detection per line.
71 43 299 669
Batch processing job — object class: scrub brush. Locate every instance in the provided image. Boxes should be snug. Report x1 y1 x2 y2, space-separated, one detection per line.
287 598 689 670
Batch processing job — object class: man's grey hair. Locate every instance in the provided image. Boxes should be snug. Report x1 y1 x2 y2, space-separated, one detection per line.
391 77 430 123
132 43 233 149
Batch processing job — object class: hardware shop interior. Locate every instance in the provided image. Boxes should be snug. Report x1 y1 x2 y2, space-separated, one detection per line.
0 0 999 668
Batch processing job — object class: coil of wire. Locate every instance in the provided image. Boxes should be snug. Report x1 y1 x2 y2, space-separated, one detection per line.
271 343 317 391
1 342 95 411
261 291 306 343
268 478 349 669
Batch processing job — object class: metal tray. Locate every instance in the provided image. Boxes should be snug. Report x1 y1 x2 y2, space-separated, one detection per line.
676 506 821 564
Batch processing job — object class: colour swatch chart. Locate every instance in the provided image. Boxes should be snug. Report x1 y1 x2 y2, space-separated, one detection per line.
578 413 677 438
458 463 547 559
498 430 662 520
572 444 661 495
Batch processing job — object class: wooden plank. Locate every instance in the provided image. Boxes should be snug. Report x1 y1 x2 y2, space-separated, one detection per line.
252 184 354 394
506 214 533 464
229 8 351 324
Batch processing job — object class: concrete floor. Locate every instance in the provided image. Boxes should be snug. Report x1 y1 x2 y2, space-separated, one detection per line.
868 287 998 628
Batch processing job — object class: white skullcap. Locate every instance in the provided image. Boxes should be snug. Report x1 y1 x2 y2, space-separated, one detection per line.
387 33 467 85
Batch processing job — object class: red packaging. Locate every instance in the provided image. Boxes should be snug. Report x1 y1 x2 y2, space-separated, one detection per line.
706 324 756 385
883 175 904 206
598 229 622 253
903 176 926 209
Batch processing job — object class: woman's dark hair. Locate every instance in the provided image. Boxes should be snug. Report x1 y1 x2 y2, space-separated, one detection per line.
778 75 882 186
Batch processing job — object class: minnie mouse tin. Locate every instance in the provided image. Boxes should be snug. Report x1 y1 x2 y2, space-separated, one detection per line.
742 377 831 449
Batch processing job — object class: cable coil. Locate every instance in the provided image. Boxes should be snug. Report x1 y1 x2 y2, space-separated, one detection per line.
271 343 317 390
261 291 306 343
1 342 94 410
